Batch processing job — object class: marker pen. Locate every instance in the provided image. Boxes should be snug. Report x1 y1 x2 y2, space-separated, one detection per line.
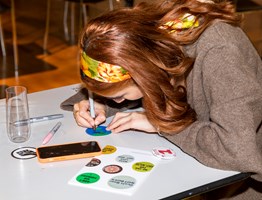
42 122 62 145
14 114 64 126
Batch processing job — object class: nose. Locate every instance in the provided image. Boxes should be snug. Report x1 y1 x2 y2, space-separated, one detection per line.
113 98 125 103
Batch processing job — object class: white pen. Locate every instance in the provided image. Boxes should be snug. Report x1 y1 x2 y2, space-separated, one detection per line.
88 90 96 130
14 114 64 126
42 122 62 145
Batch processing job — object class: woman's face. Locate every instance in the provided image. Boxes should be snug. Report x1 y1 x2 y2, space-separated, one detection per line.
104 85 143 103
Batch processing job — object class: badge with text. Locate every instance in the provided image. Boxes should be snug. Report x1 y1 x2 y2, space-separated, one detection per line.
152 147 176 160
11 147 36 160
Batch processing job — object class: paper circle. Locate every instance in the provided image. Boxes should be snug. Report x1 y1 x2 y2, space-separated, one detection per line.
108 175 136 189
132 162 154 172
76 173 100 184
86 125 111 136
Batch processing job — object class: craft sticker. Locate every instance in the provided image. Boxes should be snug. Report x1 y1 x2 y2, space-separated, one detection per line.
103 165 123 174
102 145 117 154
11 147 36 160
76 173 100 184
152 147 176 160
116 154 135 163
108 175 136 189
132 162 154 172
85 158 101 167
86 125 111 136
68 146 160 196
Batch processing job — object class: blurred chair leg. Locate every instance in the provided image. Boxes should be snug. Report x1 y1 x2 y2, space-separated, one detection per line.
63 0 114 44
109 0 114 10
79 0 88 33
43 0 51 54
63 1 70 41
0 16 6 56
11 0 19 72
82 3 88 25
70 2 75 44
63 1 76 44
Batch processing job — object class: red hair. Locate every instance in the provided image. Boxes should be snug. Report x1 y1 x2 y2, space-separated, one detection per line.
79 0 240 134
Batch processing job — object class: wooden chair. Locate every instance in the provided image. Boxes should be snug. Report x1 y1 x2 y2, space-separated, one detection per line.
0 2 10 56
124 0 134 8
63 0 114 44
43 0 113 53
234 0 262 12
0 0 18 70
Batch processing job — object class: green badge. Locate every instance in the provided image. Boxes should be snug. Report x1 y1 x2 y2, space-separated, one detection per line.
76 173 100 184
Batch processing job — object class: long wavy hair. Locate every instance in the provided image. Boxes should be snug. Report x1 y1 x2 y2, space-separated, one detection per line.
79 0 240 134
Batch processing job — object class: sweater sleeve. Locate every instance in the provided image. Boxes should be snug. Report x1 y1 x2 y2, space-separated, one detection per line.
164 44 262 181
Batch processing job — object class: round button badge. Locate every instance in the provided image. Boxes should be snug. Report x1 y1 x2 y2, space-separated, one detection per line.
108 175 136 189
102 145 117 154
11 147 36 160
86 158 101 167
76 173 100 184
103 164 123 174
152 147 176 160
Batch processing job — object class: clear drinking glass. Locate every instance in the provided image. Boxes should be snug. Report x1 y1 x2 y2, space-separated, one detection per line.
6 86 31 143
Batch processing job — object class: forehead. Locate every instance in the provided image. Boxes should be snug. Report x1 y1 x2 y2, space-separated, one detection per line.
105 87 129 98
103 85 138 98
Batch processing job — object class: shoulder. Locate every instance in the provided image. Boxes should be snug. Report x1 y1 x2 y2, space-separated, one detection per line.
184 21 261 74
184 22 251 58
185 21 262 82
203 21 243 37
198 22 249 54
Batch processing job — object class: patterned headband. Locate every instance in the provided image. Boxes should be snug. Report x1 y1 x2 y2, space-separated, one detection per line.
80 52 131 83
80 13 199 83
159 13 199 33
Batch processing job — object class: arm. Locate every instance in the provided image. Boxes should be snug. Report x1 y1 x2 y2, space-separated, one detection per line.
61 86 142 127
60 87 142 114
60 87 89 111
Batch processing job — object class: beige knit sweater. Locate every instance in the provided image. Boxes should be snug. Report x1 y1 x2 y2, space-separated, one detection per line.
164 22 262 199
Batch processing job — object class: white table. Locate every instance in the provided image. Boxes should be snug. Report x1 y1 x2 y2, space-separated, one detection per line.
0 84 248 200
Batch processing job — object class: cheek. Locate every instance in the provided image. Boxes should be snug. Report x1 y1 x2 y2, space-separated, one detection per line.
125 93 143 101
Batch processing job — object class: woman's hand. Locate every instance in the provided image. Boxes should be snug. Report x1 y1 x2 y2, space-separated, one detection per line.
73 100 106 128
106 111 157 133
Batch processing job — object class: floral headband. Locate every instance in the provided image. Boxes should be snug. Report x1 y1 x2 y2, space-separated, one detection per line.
159 13 199 33
80 13 199 83
80 52 131 83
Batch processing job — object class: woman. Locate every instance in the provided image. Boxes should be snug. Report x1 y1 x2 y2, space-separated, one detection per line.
72 0 262 198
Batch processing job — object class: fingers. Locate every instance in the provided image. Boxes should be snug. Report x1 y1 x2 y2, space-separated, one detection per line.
94 109 106 127
73 100 94 128
107 112 157 133
74 101 156 134
107 112 133 133
78 100 89 116
73 100 106 128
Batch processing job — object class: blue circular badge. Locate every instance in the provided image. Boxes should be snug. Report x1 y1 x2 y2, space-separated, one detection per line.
86 125 111 136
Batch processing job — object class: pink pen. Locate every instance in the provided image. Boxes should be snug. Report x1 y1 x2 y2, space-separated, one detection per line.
42 122 62 145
